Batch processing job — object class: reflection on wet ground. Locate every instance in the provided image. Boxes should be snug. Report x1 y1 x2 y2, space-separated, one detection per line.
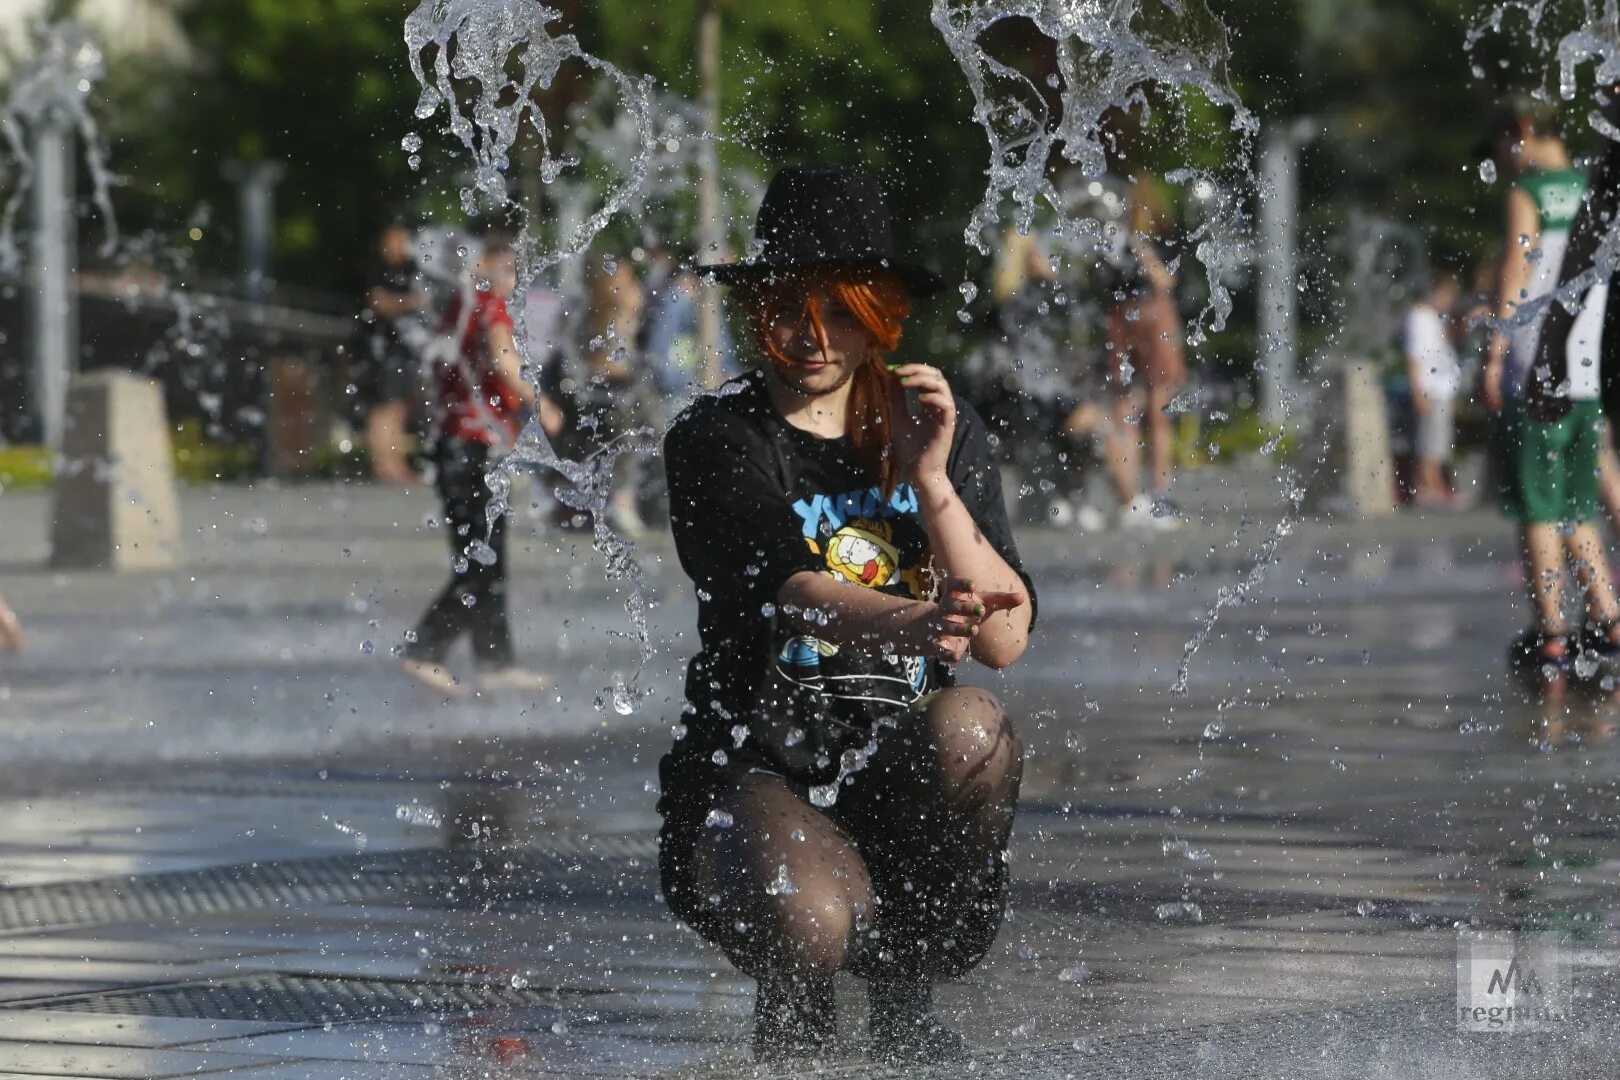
0 488 1617 1074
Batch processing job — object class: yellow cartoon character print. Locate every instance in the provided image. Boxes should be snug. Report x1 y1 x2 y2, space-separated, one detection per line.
825 520 900 589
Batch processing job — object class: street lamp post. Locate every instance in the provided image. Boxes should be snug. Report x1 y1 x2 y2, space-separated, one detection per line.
1257 118 1314 427
696 0 725 390
30 113 76 450
224 160 285 304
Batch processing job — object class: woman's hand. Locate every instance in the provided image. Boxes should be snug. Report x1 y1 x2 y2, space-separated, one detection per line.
886 363 956 488
892 578 1027 662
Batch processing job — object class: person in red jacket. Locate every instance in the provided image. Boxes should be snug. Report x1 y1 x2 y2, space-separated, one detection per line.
400 240 563 696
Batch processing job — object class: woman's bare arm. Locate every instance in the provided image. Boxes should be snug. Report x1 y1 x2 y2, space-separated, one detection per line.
914 476 1031 668
777 571 977 663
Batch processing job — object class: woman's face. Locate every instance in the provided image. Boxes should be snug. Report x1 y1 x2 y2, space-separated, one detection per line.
765 287 872 397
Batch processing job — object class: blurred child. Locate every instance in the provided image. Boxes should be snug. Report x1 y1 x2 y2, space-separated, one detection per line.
1481 99 1620 678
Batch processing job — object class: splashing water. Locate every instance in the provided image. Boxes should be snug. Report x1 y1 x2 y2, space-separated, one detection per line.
0 20 119 276
1171 469 1303 697
1466 2 1620 334
405 0 664 703
931 0 1256 338
405 0 654 257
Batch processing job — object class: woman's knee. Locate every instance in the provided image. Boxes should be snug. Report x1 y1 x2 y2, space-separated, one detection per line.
705 849 872 978
923 688 1024 790
659 785 875 978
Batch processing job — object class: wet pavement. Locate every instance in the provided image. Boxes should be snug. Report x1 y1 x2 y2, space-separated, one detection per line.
1 474 1619 1076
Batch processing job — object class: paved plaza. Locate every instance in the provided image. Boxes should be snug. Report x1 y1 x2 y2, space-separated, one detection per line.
0 473 1618 1076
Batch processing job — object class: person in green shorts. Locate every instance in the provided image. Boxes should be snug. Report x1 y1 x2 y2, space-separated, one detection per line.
1481 98 1620 679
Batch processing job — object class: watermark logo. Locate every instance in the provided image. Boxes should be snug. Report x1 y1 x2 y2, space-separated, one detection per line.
1456 930 1570 1032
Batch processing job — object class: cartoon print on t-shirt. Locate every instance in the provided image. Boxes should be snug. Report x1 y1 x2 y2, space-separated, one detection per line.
778 634 840 685
773 488 935 706
825 521 899 587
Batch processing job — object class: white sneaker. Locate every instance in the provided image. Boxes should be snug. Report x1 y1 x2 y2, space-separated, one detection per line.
1148 493 1184 532
1118 494 1159 531
477 667 556 694
400 658 469 697
1074 503 1109 533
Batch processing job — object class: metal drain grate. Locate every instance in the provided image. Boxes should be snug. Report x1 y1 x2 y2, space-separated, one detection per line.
7 973 582 1024
0 851 420 932
0 835 658 932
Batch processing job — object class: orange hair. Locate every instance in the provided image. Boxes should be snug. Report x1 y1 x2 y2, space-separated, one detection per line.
738 268 912 494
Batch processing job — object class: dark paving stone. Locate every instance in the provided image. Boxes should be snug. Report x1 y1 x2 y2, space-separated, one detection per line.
0 1042 284 1079
0 1012 306 1049
0 985 123 1006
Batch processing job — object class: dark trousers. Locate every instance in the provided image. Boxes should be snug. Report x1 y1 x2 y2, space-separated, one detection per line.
404 438 512 668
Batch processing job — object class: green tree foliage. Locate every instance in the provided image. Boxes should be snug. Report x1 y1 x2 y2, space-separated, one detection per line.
103 0 422 297
80 0 1619 320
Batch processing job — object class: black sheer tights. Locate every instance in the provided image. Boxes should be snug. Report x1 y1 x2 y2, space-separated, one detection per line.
660 688 1023 995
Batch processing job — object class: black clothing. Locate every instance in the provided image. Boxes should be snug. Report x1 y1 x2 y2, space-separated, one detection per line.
656 741 1011 980
403 438 513 668
660 369 1033 785
699 164 944 296
359 262 422 407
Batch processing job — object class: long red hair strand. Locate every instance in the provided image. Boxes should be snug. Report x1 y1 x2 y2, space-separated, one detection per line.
739 268 912 495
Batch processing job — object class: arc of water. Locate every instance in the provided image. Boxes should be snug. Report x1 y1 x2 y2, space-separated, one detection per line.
405 0 655 281
930 0 1256 343
405 0 665 706
0 20 118 276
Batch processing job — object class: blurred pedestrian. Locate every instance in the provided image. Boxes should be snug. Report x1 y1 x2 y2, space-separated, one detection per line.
1099 166 1187 530
985 226 1106 530
0 594 22 652
399 240 564 697
635 249 739 528
557 253 648 535
1480 98 1620 679
661 164 1033 1064
361 223 431 486
1402 269 1463 507
643 249 737 400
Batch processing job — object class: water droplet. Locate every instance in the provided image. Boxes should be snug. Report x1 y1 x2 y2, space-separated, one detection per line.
704 809 734 829
764 863 798 896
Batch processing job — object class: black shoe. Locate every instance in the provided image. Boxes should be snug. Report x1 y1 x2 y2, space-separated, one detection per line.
868 979 965 1064
1510 629 1570 684
753 975 835 1063
1577 621 1620 663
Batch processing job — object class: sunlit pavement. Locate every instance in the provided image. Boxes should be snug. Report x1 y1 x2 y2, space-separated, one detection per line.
2 474 1619 1076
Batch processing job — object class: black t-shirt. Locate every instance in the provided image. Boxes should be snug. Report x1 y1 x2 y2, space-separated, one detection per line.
664 369 1034 777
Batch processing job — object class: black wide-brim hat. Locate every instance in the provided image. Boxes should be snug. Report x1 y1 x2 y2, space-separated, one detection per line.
700 163 945 298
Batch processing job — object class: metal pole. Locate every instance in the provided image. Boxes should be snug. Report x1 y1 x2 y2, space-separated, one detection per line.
696 0 725 390
30 115 76 450
1257 124 1302 426
225 160 284 303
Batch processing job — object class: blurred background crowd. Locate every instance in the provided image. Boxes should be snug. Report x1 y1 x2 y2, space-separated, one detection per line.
0 0 1603 533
